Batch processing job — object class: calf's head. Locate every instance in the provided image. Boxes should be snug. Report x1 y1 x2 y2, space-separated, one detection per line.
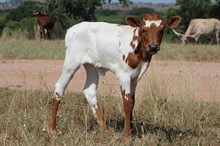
126 14 181 55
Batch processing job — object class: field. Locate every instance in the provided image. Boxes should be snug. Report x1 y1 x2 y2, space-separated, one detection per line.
0 38 220 145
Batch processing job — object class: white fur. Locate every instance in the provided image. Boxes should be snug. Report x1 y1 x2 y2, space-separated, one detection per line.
132 28 139 49
145 20 162 28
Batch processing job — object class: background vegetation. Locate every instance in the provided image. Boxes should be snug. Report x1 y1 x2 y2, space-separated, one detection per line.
1 38 220 62
0 0 219 42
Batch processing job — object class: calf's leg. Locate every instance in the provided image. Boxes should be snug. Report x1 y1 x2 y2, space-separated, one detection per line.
83 64 108 131
121 89 135 137
48 56 80 132
48 98 60 132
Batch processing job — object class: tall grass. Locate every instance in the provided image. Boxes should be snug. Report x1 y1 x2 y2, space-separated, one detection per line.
0 73 219 145
156 42 220 62
0 38 65 60
0 38 220 62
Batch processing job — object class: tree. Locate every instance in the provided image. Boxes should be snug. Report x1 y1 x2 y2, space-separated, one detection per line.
6 1 43 21
210 0 220 19
59 0 101 21
176 0 212 30
47 0 132 22
4 1 44 39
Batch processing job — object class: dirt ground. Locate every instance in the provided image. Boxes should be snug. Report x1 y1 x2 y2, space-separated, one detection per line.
0 59 219 102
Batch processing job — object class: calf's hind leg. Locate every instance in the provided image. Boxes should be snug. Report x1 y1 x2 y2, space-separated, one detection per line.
48 58 80 133
83 64 108 131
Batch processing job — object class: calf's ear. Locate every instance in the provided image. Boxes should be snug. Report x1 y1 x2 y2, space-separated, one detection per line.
165 16 181 28
126 16 142 28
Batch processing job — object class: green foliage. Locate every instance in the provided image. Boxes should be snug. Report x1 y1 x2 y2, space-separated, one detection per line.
209 0 220 19
164 7 179 19
59 0 101 21
0 0 219 40
96 7 157 24
96 9 126 24
5 21 21 30
96 9 122 16
119 0 133 6
3 1 45 39
47 0 132 22
176 0 212 30
127 7 156 19
6 1 44 21
46 0 125 23
0 11 8 35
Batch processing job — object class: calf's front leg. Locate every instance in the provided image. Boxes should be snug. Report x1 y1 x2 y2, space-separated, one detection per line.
120 88 135 137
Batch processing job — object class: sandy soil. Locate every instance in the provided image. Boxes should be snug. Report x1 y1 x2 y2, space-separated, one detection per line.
0 59 219 102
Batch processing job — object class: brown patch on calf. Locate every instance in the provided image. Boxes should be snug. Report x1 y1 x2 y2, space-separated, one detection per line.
120 87 134 137
125 52 140 69
123 93 134 137
130 28 141 49
48 98 60 133
95 105 109 131
143 14 163 21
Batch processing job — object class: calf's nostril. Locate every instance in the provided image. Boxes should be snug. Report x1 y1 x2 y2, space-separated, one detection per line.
149 44 158 51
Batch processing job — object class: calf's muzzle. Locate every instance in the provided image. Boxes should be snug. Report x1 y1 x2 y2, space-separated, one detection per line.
148 44 160 54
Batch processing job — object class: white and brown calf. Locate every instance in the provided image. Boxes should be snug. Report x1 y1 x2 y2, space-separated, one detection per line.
48 14 181 137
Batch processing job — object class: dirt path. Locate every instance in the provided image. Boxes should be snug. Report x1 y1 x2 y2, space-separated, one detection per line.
0 59 219 102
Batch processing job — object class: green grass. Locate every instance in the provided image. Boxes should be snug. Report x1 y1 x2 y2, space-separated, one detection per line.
0 39 65 60
0 38 220 62
156 42 220 62
96 12 126 24
0 85 219 145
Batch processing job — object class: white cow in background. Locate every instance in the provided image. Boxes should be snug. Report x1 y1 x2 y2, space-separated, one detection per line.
172 18 220 44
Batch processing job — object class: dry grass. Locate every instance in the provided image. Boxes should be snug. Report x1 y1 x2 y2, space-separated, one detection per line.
155 42 220 62
0 76 219 145
0 38 65 60
0 38 220 62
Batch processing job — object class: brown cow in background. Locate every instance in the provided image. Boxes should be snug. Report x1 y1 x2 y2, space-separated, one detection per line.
32 12 55 40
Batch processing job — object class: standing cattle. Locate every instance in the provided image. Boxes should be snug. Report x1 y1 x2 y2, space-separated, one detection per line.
48 14 181 137
172 18 220 44
32 12 55 40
